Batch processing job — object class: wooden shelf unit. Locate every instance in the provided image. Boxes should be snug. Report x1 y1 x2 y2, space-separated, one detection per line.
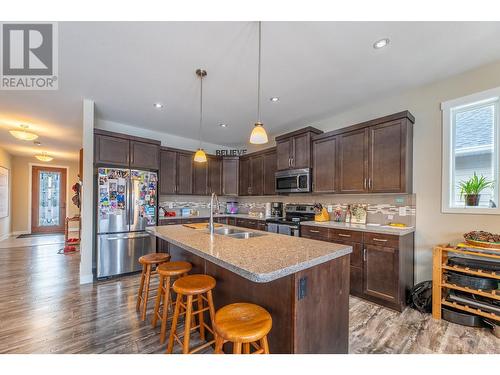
432 245 500 322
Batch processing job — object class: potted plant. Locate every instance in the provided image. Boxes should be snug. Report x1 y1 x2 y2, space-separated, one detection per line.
458 172 494 207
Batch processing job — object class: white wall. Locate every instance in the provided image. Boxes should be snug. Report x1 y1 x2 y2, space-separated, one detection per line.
304 60 500 283
96 119 231 153
0 147 12 240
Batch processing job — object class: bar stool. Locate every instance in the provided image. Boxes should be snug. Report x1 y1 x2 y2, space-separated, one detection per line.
166 274 216 354
136 252 171 321
152 261 193 343
213 303 272 354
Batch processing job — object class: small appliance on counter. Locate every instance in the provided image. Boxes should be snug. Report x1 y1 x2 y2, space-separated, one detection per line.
270 202 283 217
226 201 238 214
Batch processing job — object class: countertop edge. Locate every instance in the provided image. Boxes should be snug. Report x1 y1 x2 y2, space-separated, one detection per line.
300 221 415 236
146 228 352 283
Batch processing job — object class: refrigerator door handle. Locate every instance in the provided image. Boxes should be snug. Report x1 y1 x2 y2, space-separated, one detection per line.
107 233 150 241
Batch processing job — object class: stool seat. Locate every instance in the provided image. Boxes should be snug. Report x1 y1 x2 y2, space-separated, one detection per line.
157 261 192 277
214 303 272 343
139 252 170 265
173 274 216 295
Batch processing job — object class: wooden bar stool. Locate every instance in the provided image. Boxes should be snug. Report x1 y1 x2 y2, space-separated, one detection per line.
136 252 171 321
213 303 272 354
152 261 192 344
166 274 217 354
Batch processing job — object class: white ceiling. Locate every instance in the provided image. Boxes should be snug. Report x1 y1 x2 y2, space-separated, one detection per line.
2 21 500 160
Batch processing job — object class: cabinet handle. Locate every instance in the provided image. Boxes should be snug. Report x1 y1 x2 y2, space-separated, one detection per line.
338 233 351 238
363 248 367 261
373 238 388 242
368 178 372 190
363 178 367 190
309 229 320 233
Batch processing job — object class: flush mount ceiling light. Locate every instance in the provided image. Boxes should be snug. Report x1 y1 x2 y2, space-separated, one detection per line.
249 21 269 145
9 124 38 141
373 38 390 49
35 152 53 162
270 97 279 102
153 103 163 109
193 68 207 163
219 123 228 128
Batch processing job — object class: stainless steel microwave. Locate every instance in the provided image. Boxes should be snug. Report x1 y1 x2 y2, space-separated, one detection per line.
275 168 311 193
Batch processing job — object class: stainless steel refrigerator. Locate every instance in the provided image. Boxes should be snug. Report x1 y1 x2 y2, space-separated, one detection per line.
96 167 157 278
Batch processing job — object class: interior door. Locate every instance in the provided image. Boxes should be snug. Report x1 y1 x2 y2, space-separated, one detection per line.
31 166 67 234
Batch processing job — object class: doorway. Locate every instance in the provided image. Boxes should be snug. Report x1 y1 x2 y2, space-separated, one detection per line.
31 166 67 234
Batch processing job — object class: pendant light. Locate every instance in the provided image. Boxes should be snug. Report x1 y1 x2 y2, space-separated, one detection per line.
194 68 208 163
249 21 269 145
10 124 38 141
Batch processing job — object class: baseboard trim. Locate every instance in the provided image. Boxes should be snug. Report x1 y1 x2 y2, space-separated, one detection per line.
12 230 30 236
80 273 94 285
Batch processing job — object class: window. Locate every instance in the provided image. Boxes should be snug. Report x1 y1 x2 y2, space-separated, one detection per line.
442 87 500 214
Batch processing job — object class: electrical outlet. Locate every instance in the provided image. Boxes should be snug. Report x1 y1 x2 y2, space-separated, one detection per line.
398 207 406 216
388 214 394 220
169 202 174 209
327 205 333 213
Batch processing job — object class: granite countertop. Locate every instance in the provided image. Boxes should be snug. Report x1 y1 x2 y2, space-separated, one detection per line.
147 225 352 283
158 213 271 221
301 221 415 236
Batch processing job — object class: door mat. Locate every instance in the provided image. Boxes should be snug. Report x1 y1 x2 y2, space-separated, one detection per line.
17 232 64 238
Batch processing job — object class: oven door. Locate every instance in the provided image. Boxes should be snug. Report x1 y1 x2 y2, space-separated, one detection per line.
275 169 311 193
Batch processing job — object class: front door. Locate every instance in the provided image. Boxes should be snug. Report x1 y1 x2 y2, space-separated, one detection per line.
31 166 67 233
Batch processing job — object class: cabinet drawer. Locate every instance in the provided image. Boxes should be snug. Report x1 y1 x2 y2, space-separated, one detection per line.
300 226 330 241
363 232 399 248
330 229 363 243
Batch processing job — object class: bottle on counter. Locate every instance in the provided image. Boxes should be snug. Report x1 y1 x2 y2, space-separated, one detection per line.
345 204 352 223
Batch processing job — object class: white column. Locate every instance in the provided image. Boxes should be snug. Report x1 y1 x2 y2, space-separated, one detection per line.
80 99 94 284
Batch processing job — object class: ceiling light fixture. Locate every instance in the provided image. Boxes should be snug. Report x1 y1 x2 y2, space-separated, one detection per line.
35 152 53 162
249 21 269 145
270 97 279 102
193 68 207 163
373 38 390 49
9 124 38 141
219 123 227 128
153 103 163 109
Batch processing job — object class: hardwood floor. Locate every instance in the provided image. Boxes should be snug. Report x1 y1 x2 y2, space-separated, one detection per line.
0 240 497 354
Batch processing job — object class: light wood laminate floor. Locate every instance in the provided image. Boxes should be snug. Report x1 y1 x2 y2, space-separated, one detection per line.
0 240 497 354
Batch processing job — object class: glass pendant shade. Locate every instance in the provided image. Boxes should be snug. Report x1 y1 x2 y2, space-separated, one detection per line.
193 148 207 163
10 128 38 141
250 122 269 144
35 153 53 162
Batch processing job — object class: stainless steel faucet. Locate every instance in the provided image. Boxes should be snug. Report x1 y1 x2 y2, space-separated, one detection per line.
209 192 220 235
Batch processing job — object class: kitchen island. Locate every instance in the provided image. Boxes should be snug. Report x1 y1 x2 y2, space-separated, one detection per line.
147 224 352 354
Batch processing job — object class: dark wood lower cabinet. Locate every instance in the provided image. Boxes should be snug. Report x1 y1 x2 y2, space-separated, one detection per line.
300 226 414 311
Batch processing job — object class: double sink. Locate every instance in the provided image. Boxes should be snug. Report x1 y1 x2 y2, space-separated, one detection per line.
212 227 267 239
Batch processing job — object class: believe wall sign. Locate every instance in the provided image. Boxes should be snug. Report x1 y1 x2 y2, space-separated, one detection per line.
216 149 247 157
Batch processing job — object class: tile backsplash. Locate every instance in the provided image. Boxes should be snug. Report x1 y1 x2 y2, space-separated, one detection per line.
159 194 416 227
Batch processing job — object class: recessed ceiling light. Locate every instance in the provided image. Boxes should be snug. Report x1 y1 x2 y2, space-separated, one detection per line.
219 123 228 128
270 97 279 102
153 103 163 109
373 38 390 49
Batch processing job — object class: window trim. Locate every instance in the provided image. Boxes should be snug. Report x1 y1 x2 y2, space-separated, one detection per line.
441 86 500 214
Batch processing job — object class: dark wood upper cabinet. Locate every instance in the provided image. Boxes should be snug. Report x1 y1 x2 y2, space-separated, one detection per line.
159 149 177 195
250 155 264 196
176 152 193 195
369 119 412 193
94 134 130 167
275 127 323 171
263 149 277 195
338 129 368 193
363 244 399 305
193 158 209 195
130 140 159 170
208 156 222 195
276 139 292 170
222 158 239 196
312 136 337 193
238 157 250 196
